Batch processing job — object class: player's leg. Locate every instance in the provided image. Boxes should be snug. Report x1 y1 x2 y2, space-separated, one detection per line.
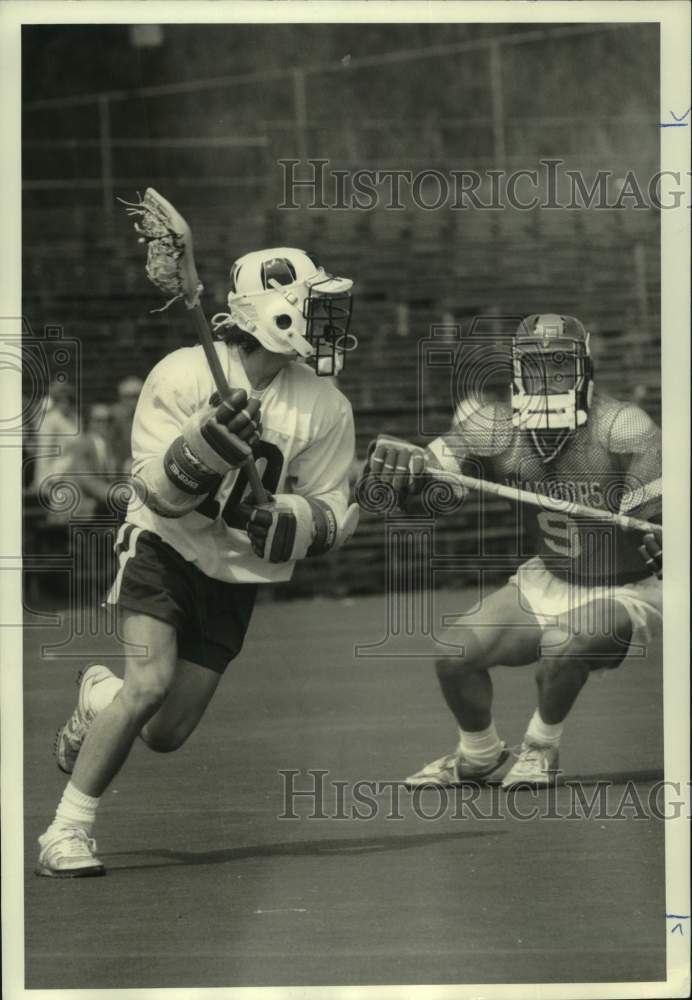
140 578 257 751
73 612 179 793
406 581 543 785
36 610 178 877
435 581 543 728
60 655 222 756
49 568 254 769
139 657 221 751
538 599 633 722
50 525 190 775
503 596 634 787
56 579 256 764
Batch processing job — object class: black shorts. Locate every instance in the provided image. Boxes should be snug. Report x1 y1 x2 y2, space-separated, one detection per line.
106 524 257 674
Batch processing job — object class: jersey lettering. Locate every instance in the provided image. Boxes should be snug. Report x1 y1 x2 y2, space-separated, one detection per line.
197 440 285 525
536 511 581 558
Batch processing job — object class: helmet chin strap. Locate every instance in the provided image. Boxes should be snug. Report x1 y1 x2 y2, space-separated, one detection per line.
266 277 301 307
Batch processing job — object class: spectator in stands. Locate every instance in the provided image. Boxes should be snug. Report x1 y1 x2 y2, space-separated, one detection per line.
631 383 649 408
110 375 143 473
65 403 119 517
32 379 80 496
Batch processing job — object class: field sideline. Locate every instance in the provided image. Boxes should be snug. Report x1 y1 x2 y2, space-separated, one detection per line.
23 590 665 988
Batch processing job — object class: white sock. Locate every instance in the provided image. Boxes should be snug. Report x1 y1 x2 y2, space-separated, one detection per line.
526 709 564 747
457 721 502 763
87 669 123 716
53 781 100 835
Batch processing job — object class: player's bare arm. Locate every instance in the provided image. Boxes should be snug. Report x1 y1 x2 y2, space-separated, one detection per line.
359 314 663 790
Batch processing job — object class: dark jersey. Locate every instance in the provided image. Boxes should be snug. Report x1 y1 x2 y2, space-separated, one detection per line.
430 393 661 585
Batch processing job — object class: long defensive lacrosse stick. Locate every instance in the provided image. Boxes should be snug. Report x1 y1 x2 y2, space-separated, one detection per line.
366 437 661 533
119 187 269 504
434 467 661 534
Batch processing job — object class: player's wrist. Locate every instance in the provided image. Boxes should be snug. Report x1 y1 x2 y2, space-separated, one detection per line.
306 498 338 556
163 436 222 495
241 494 355 563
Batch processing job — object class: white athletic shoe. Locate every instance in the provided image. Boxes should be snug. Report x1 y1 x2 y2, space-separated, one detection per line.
53 664 113 774
35 826 105 878
404 744 509 787
502 740 561 789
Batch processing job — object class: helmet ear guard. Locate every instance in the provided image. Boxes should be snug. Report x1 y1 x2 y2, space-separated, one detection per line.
222 248 356 376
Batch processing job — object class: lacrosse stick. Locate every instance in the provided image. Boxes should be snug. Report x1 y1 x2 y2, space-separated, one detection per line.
119 188 268 504
433 466 660 534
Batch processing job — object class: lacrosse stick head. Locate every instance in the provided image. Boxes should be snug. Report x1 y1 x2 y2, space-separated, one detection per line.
119 188 203 312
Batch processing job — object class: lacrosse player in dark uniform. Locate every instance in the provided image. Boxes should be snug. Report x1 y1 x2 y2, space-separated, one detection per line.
364 314 662 788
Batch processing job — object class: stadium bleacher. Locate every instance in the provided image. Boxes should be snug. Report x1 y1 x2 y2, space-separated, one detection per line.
22 24 661 599
22 192 660 599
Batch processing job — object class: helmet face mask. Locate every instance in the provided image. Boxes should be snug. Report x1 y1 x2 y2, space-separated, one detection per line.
219 248 356 376
511 314 593 433
303 277 356 376
517 345 579 396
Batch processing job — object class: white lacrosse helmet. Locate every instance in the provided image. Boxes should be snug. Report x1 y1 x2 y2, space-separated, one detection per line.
220 248 355 376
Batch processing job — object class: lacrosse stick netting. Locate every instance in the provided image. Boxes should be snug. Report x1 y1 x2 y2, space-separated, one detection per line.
119 188 203 312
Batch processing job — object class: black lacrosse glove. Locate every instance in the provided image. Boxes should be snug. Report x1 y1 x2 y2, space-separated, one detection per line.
163 388 262 499
238 494 316 563
201 390 262 463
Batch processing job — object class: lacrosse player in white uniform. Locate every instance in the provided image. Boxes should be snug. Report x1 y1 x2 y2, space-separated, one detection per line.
36 248 359 877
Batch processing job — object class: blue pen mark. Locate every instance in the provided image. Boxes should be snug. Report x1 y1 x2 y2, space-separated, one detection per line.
666 914 690 935
658 107 691 127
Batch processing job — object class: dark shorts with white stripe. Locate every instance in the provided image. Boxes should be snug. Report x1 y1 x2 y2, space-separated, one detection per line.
106 524 257 673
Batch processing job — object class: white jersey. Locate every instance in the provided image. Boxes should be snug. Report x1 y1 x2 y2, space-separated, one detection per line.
127 343 355 584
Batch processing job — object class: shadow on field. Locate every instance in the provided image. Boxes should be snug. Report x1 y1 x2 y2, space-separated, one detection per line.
562 768 664 786
487 768 664 789
104 828 508 872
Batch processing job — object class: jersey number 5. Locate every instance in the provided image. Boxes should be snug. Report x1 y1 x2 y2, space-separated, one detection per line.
196 441 284 527
537 511 582 558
